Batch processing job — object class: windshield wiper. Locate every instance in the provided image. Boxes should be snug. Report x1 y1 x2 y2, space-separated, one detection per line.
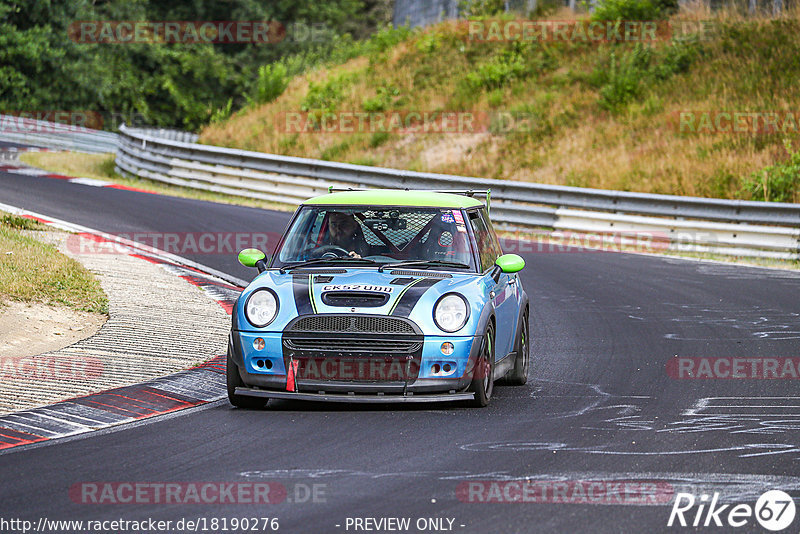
280 257 377 274
378 260 471 273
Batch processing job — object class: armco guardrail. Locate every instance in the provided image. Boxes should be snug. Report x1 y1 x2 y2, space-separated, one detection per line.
0 115 119 153
117 124 800 260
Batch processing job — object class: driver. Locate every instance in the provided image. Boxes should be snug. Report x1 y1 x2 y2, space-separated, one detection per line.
325 212 370 259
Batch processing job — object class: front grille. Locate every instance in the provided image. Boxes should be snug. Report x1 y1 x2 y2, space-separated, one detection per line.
283 315 423 384
284 337 421 353
322 292 389 308
287 315 416 334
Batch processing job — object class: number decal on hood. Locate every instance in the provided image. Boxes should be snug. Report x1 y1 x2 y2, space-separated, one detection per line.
322 284 394 293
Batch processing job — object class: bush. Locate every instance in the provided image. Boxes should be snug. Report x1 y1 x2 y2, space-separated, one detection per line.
369 132 390 147
592 0 662 21
743 139 800 202
301 74 353 113
596 45 651 110
652 0 679 15
252 63 289 105
594 40 698 110
465 50 528 90
210 98 234 123
362 85 401 112
366 25 413 55
459 0 508 16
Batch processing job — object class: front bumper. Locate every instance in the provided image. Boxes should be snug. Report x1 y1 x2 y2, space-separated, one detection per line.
229 326 480 397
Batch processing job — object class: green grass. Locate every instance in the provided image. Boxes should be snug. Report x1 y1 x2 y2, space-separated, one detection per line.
201 8 800 203
0 213 108 313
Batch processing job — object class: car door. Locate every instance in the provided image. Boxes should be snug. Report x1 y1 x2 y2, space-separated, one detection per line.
467 209 516 360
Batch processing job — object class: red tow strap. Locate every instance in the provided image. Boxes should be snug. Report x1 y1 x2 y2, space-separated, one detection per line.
286 359 299 392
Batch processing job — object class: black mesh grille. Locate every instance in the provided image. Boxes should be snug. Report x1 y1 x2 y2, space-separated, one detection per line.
288 315 416 334
284 338 421 353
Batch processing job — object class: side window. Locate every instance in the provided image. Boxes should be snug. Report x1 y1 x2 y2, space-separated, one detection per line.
468 209 502 271
480 209 503 256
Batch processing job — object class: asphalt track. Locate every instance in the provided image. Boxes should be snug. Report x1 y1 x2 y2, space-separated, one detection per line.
2 169 800 533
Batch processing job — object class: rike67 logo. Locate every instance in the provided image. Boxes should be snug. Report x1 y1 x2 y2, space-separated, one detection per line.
668 490 796 531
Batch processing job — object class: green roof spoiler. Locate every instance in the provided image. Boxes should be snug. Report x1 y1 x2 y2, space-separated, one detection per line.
327 187 492 213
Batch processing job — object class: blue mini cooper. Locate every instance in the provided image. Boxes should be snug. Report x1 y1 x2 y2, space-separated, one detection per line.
227 189 529 407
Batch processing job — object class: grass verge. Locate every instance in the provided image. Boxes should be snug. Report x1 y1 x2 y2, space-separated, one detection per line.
0 212 108 313
18 152 294 212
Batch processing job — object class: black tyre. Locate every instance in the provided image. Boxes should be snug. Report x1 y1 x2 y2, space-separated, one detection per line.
227 353 267 409
505 311 529 386
469 323 495 407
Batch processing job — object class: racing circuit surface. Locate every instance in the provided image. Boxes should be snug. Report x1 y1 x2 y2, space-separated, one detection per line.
2 168 800 532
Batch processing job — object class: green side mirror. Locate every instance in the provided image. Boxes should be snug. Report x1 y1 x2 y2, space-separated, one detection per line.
238 249 267 269
495 253 525 274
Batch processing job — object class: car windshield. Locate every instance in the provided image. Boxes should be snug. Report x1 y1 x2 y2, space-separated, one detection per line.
274 206 476 270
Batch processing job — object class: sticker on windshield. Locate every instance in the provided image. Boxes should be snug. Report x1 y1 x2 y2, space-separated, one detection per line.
451 211 467 233
441 212 455 224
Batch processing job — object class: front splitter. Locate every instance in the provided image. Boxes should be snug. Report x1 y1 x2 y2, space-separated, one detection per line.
235 387 474 404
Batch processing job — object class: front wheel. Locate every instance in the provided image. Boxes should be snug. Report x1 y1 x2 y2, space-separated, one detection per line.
469 324 495 407
227 353 267 409
505 311 529 386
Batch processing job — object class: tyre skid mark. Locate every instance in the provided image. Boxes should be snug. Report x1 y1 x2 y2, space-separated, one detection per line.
239 469 800 505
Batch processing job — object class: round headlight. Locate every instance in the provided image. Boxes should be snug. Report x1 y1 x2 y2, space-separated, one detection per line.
245 289 279 327
434 294 469 333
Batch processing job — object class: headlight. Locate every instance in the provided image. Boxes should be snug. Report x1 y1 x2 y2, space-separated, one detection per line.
245 289 279 327
433 293 469 333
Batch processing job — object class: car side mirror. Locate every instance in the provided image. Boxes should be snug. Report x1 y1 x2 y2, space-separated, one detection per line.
238 249 268 273
496 254 525 273
492 254 525 282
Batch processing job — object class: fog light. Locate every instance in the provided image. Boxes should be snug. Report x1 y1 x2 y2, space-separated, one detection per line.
253 337 265 351
441 342 454 356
